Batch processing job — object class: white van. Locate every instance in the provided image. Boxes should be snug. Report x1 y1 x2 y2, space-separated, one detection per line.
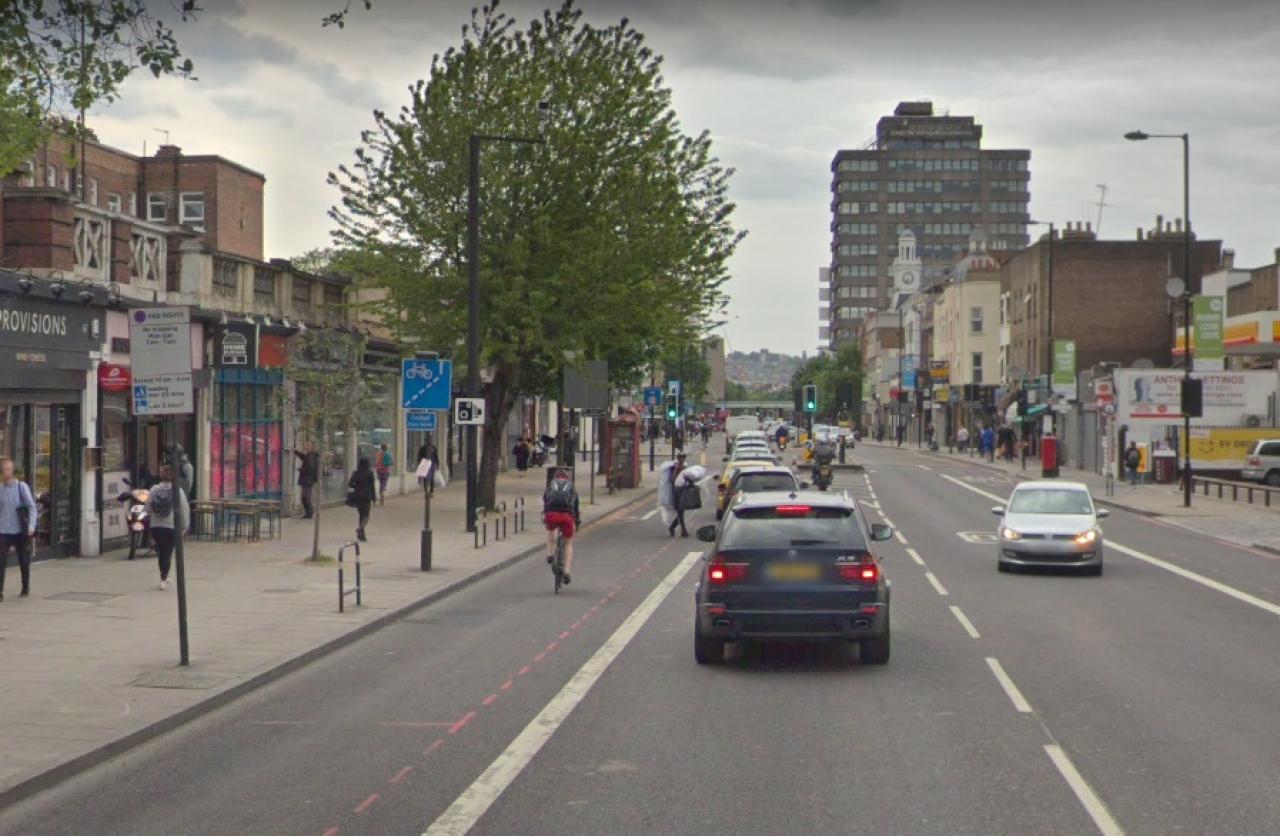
725 415 761 439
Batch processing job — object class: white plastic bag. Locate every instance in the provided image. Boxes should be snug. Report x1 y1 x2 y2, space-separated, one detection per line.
434 467 447 489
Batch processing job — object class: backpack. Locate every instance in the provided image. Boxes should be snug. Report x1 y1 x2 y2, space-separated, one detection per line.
150 484 174 518
1125 447 1140 467
545 479 576 512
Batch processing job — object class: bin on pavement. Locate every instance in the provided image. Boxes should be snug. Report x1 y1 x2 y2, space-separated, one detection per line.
1152 450 1177 484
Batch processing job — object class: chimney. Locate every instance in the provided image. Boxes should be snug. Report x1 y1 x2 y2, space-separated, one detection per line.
1174 218 1183 232
1086 221 1093 233
155 144 182 159
1137 226 1143 241
1156 214 1164 232
1223 249 1235 270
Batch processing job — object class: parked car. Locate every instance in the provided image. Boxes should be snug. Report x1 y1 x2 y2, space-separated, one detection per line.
992 480 1108 575
1241 439 1280 486
693 491 894 665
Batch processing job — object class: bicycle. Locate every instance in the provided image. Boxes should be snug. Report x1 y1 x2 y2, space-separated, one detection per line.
551 529 566 594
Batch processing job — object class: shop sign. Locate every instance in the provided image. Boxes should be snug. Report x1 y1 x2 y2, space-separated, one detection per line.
929 361 950 385
129 307 193 415
0 297 101 353
216 322 258 367
259 333 288 367
1124 372 1248 419
98 363 132 392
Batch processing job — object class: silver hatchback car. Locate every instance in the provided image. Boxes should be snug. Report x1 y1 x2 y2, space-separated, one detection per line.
992 481 1109 575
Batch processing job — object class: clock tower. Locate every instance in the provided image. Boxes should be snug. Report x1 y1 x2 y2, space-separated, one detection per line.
890 228 922 304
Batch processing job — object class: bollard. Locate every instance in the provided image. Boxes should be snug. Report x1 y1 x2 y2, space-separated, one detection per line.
514 496 525 532
338 541 361 613
497 501 508 540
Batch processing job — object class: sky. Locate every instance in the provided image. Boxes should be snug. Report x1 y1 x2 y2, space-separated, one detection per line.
88 0 1280 357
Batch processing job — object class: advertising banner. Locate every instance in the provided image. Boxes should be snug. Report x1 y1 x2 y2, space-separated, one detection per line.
1192 295 1224 369
1182 427 1277 470
1052 340 1077 399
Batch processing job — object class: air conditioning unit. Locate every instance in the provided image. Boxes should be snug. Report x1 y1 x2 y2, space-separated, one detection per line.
1243 414 1264 428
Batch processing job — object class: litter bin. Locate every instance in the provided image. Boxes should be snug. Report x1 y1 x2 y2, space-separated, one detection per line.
1152 450 1177 484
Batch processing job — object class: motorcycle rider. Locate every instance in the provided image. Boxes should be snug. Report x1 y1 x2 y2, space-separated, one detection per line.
811 436 837 487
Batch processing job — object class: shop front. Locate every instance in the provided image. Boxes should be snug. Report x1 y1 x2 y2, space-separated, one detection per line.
208 324 287 500
0 295 103 558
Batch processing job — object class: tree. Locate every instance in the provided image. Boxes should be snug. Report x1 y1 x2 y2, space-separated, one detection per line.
279 328 367 560
792 343 863 423
330 1 742 508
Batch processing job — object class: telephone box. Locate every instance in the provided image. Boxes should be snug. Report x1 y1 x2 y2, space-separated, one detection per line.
607 413 642 489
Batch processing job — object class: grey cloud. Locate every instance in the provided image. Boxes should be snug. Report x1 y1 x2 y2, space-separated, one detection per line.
210 93 296 127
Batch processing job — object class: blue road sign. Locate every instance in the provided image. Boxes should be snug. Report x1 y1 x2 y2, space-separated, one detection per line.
406 411 438 431
643 386 663 407
402 358 452 410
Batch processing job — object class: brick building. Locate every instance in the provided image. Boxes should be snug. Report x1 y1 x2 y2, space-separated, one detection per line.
999 217 1224 385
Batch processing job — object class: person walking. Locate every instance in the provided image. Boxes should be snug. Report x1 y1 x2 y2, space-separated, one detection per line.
956 426 969 452
294 442 320 519
417 436 441 495
0 457 37 602
981 426 996 462
348 458 376 542
513 437 531 476
375 443 393 504
1124 441 1142 487
146 464 188 591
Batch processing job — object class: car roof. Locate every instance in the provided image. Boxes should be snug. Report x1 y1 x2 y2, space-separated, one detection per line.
731 489 856 512
731 465 796 478
726 458 778 471
1013 480 1090 492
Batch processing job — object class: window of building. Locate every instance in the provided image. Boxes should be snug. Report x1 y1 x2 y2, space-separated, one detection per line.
88 178 98 206
46 164 57 187
969 306 983 333
106 193 122 213
837 243 878 256
63 169 72 191
17 159 35 187
180 192 206 231
838 222 878 235
923 222 972 236
888 180 943 194
211 370 283 500
835 264 877 278
292 276 313 310
323 284 345 316
253 267 277 307
991 180 1026 192
147 193 168 223
838 179 878 193
838 159 879 172
212 258 239 298
972 352 984 384
838 201 878 215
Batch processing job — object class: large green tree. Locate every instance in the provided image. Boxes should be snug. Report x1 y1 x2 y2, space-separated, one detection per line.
330 1 742 507
792 343 863 423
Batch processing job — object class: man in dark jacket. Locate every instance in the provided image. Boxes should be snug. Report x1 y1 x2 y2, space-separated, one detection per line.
294 442 320 518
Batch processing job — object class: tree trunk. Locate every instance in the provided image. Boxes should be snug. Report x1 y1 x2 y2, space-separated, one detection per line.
311 417 325 561
478 365 519 510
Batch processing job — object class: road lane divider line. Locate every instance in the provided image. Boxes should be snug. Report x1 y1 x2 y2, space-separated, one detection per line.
641 508 659 520
940 474 1280 620
423 550 703 836
880 516 896 528
918 464 932 470
985 657 1033 713
924 572 948 596
948 605 980 639
1044 744 1126 836
905 548 925 566
894 531 909 545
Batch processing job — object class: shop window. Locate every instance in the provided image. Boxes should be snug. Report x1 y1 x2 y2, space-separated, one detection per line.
211 369 283 500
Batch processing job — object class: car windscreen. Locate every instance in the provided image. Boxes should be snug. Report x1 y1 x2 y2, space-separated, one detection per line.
723 507 866 550
1008 488 1093 515
734 473 797 493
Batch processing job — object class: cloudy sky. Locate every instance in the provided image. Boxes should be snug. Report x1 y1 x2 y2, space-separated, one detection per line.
90 0 1280 356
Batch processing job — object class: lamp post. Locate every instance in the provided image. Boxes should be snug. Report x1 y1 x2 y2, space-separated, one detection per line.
464 104 550 533
1029 220 1055 435
1125 129 1192 508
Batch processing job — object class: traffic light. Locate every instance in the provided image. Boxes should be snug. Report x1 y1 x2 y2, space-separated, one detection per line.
1181 378 1203 417
803 384 818 413
665 394 678 420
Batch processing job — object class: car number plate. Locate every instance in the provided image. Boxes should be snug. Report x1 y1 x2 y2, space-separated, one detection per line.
767 563 820 582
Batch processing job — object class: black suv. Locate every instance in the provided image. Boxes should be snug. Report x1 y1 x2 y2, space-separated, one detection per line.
693 491 894 665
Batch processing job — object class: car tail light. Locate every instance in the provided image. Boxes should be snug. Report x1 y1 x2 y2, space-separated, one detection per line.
707 554 749 585
839 554 879 583
1247 456 1261 467
774 505 812 517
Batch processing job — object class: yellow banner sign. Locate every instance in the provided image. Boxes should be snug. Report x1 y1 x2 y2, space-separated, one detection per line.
1181 427 1276 469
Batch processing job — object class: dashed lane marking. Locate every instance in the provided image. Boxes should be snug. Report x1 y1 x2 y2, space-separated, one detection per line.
924 572 948 596
1044 744 1127 836
985 657 1033 713
641 508 659 520
949 605 980 639
894 530 908 545
905 548 925 566
423 551 704 836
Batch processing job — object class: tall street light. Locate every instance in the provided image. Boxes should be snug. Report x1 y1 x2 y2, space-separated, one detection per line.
1028 219 1055 432
465 102 551 533
1124 129 1193 508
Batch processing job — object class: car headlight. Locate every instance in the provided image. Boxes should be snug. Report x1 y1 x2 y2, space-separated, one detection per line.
1000 526 1021 541
1074 529 1098 545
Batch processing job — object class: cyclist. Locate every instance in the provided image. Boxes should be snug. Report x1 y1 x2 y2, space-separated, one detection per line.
543 468 581 585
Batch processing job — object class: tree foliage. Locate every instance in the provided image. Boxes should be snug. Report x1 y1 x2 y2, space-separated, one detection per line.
0 1 199 173
330 0 743 505
791 343 864 423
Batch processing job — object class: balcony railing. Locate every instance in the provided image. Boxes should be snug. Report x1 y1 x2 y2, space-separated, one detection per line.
130 221 167 287
73 209 110 282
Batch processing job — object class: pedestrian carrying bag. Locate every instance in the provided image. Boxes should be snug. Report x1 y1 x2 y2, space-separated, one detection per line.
677 481 702 511
15 481 34 533
344 489 358 507
150 484 174 518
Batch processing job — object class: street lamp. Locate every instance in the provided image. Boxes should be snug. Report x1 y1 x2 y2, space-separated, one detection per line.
1124 129 1193 508
464 103 550 532
1028 219 1055 431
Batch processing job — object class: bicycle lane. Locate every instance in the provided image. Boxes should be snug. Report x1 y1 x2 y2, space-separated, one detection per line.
0 496 706 836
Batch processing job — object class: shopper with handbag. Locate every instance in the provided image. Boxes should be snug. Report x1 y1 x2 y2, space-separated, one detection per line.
0 456 38 601
347 458 376 542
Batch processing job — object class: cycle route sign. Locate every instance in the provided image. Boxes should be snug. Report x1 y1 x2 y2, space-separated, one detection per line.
402 358 452 410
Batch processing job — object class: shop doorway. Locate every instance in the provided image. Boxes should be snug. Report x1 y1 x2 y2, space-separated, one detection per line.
0 403 80 557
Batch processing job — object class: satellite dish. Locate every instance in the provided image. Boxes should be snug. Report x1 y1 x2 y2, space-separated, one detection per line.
1165 277 1186 298
1133 358 1155 369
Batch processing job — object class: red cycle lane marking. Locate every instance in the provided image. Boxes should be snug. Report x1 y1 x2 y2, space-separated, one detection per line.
517 665 531 676
322 828 339 836
558 631 571 640
482 694 498 707
424 738 444 756
389 766 413 785
449 711 477 735
500 679 514 691
545 641 558 652
533 652 546 662
353 793 379 815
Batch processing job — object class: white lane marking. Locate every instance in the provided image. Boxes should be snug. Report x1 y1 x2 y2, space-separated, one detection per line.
905 547 925 566
880 516 896 528
859 499 881 509
641 508 659 520
941 473 1280 620
949 605 980 639
940 473 1005 503
1107 541 1280 619
1044 744 1127 836
985 657 1033 713
423 551 703 836
918 464 932 470
924 571 948 596
894 530 908 545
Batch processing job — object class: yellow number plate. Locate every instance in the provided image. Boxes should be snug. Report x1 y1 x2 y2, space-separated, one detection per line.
767 563 820 582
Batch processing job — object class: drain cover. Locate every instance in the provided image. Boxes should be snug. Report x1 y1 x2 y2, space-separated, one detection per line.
48 591 123 603
132 670 225 690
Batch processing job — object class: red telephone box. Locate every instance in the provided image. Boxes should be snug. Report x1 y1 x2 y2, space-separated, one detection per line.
1041 433 1059 478
606 413 642 489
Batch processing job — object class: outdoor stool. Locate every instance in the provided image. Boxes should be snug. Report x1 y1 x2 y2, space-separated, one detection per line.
191 502 220 542
256 501 282 540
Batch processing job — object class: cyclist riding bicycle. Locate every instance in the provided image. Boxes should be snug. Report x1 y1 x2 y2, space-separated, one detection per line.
543 468 581 585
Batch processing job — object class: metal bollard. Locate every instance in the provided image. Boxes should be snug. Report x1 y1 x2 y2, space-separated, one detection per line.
515 497 526 532
338 540 361 613
497 501 508 540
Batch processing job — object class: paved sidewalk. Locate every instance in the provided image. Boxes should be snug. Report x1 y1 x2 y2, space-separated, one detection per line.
0 442 695 806
862 440 1280 553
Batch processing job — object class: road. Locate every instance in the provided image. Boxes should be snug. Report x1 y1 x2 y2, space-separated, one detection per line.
4 442 1278 835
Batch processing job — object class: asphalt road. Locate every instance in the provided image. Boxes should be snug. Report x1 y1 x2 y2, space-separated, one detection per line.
4 442 1278 835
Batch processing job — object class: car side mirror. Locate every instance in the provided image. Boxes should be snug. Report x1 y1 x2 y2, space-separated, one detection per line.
695 524 718 543
870 523 893 542
991 506 1006 516
1096 508 1110 518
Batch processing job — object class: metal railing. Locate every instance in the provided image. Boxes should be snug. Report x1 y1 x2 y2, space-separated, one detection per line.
338 541 361 612
1192 476 1280 508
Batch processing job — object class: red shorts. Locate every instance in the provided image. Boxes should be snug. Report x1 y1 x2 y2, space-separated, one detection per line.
544 511 576 539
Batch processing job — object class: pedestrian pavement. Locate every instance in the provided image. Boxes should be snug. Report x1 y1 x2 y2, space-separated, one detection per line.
0 441 697 807
859 440 1280 554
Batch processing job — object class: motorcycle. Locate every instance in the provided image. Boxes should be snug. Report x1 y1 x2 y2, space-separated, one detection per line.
117 483 151 560
813 458 834 491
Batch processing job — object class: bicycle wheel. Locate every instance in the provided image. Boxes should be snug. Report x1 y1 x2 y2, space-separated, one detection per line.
552 533 565 594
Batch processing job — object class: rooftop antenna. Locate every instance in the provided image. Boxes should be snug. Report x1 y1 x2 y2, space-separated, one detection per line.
155 128 170 145
1091 184 1113 236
